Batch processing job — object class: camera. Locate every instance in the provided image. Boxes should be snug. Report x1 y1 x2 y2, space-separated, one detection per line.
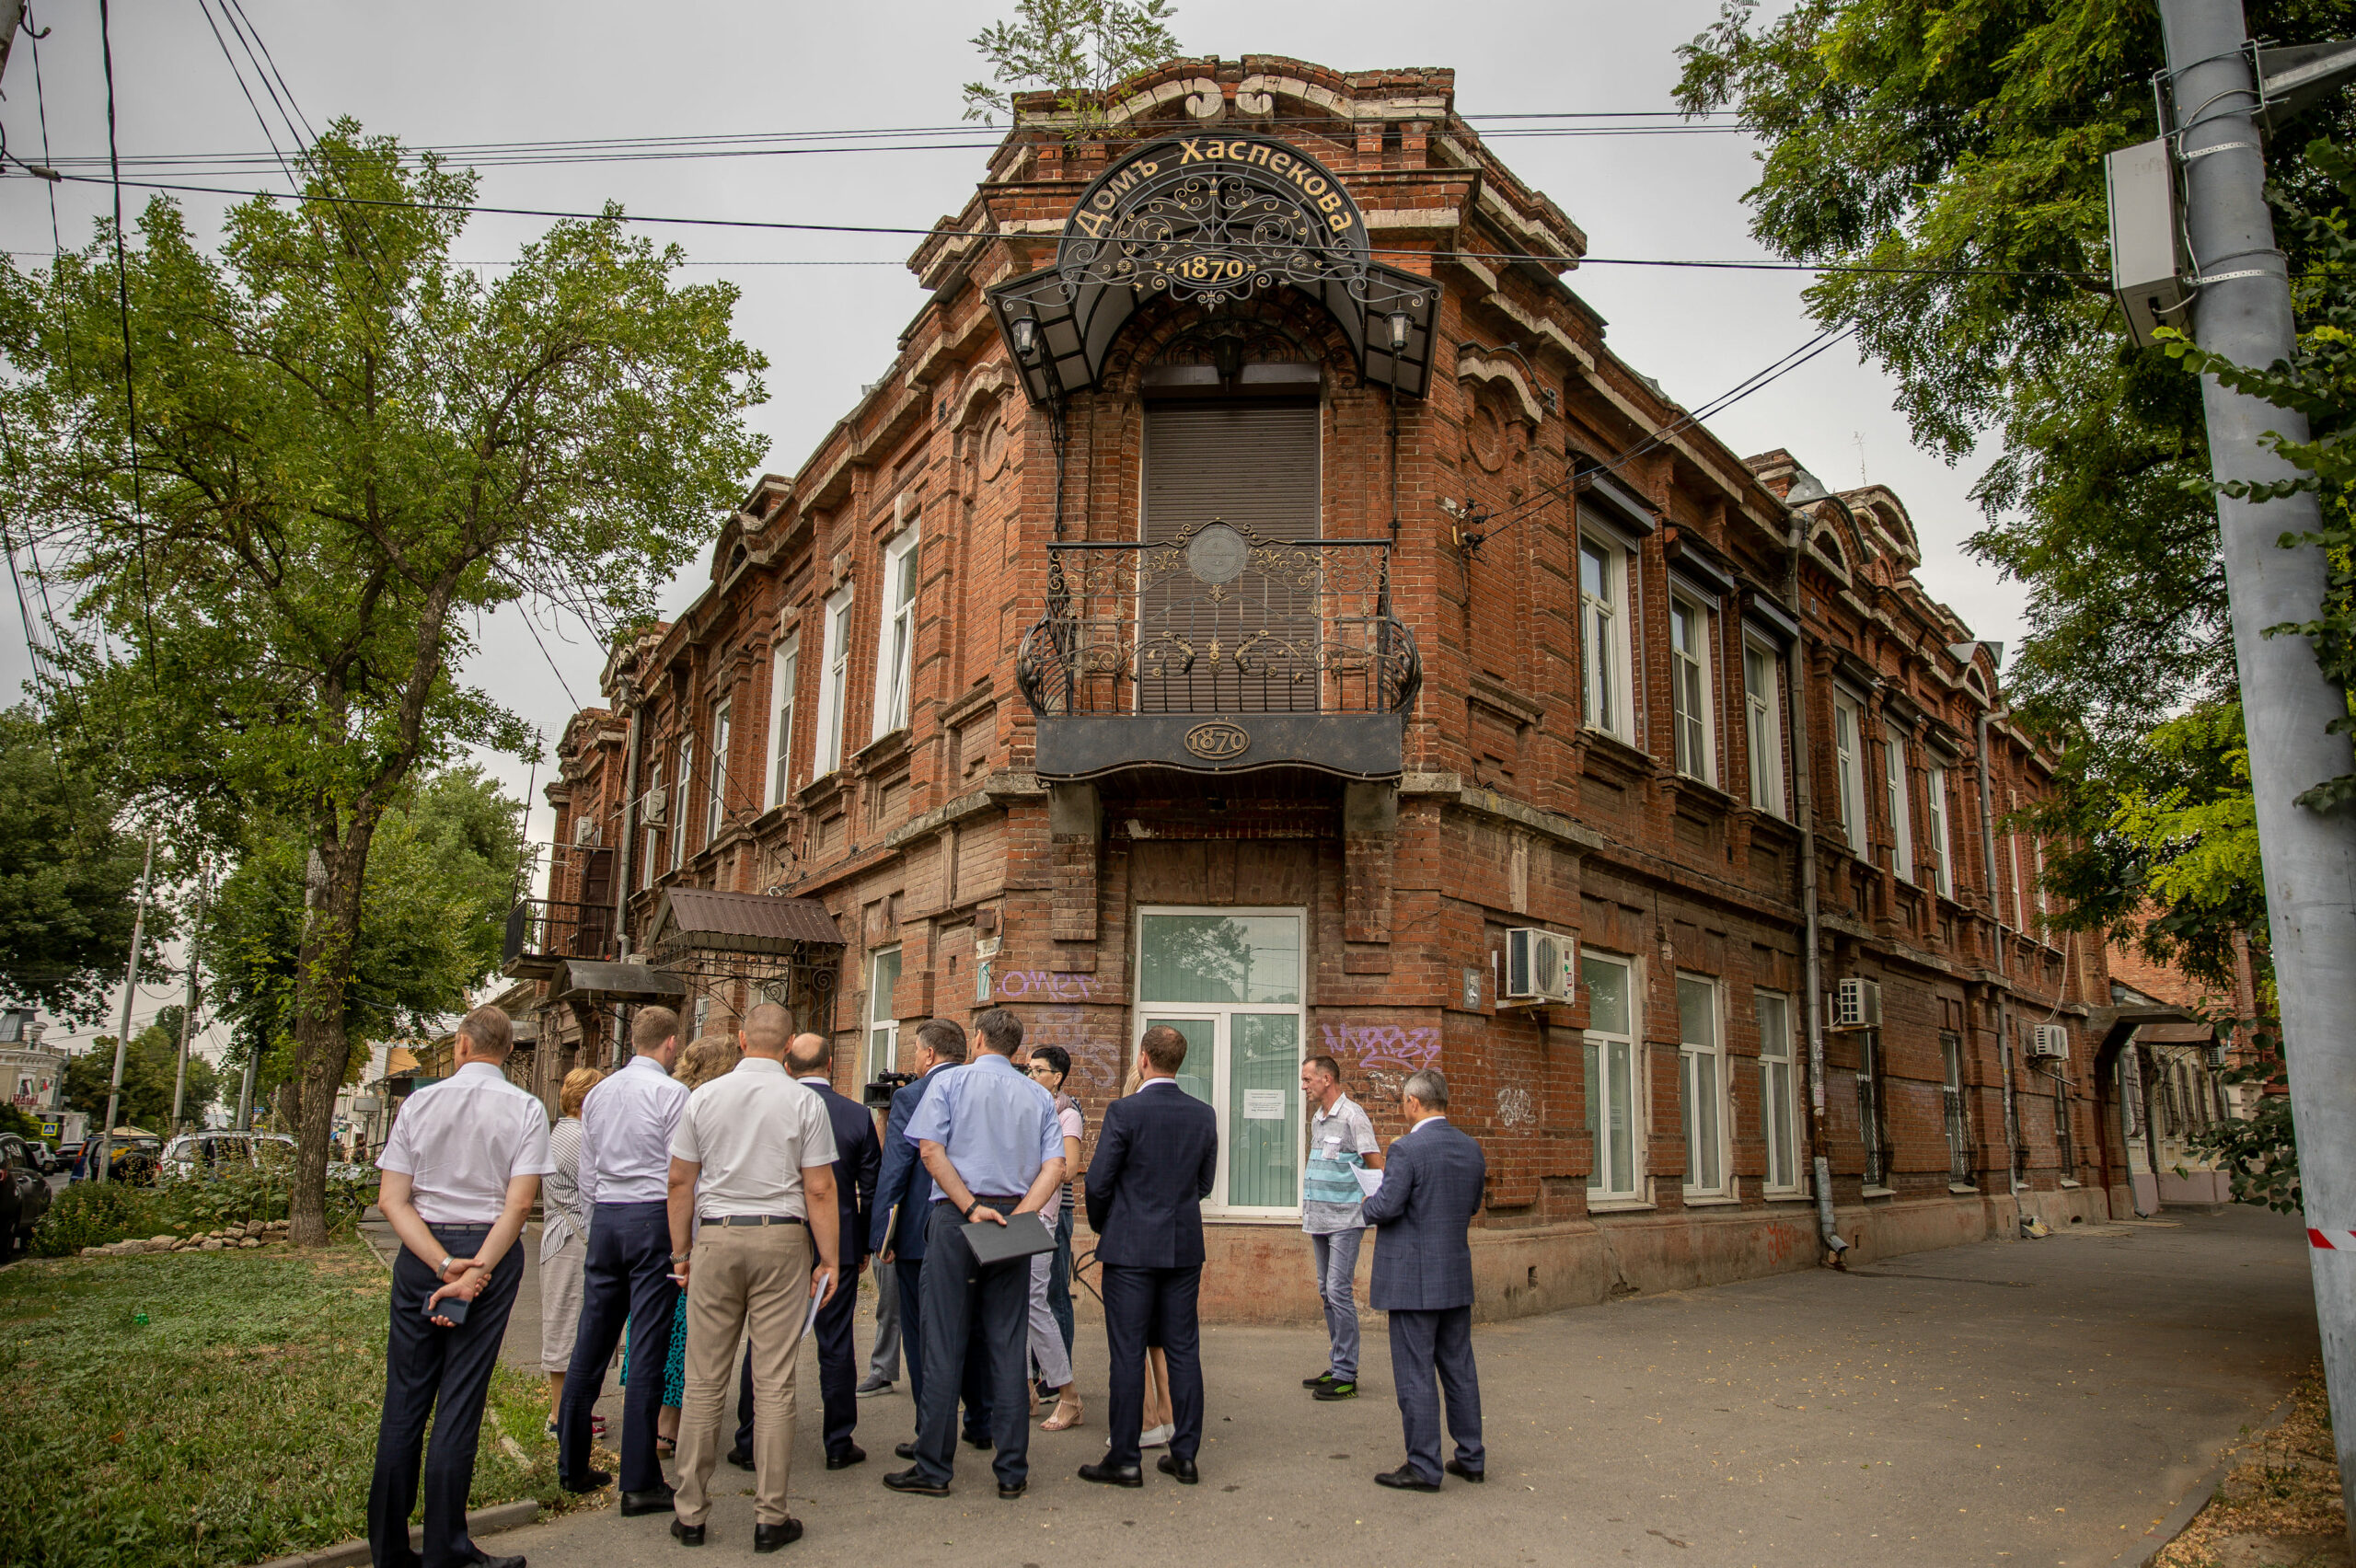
862 1070 917 1111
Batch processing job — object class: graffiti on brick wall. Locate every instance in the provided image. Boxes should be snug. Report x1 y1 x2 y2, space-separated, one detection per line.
1495 1086 1536 1129
1319 1022 1440 1073
995 969 1103 1001
1360 1069 1406 1105
1023 1007 1119 1104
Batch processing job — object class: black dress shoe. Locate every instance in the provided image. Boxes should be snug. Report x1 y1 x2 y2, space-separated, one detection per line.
559 1468 612 1494
725 1447 755 1471
881 1467 951 1496
894 1441 918 1461
1078 1459 1144 1488
1374 1465 1442 1493
962 1430 993 1450
1157 1454 1199 1484
1446 1458 1485 1483
620 1483 678 1516
998 1480 1025 1499
826 1444 866 1470
669 1517 705 1546
752 1519 803 1552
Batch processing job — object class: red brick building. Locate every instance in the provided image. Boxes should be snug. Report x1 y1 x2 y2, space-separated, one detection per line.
505 59 2143 1322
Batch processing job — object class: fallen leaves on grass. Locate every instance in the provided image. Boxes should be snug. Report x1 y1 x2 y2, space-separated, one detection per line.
2155 1362 2348 1568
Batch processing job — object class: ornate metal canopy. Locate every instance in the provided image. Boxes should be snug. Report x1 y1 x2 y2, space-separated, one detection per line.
987 133 1438 405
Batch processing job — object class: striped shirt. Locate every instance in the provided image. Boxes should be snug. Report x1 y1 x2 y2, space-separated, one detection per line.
1301 1093 1379 1235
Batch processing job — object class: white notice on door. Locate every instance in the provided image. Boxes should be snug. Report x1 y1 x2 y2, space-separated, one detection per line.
1242 1089 1288 1120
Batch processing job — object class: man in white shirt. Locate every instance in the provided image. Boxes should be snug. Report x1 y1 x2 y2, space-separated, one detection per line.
556 1005 688 1513
666 1003 840 1551
367 1005 552 1568
1298 1055 1383 1401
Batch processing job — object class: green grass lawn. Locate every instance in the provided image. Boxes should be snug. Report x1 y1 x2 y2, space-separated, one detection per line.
0 1243 572 1568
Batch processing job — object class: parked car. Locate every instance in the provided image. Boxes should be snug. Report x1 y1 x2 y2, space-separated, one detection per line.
55 1139 85 1177
159 1131 372 1184
0 1134 52 1251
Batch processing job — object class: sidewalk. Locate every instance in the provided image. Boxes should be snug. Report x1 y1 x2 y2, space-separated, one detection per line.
478 1206 2315 1567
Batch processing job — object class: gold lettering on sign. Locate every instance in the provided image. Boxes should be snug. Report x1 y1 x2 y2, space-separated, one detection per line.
1184 721 1252 762
1178 138 1205 164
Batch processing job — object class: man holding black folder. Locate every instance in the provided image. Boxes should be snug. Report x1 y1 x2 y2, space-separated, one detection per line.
882 1008 1066 1500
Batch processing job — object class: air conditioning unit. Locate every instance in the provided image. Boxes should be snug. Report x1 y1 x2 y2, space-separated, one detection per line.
572 814 600 847
641 786 667 826
1832 976 1882 1030
1502 928 1576 1005
2028 1024 2069 1060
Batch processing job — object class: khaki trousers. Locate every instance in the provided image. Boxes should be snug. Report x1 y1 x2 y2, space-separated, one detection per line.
675 1221 810 1527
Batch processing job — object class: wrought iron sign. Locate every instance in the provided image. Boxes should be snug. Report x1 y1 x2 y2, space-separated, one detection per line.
988 133 1438 405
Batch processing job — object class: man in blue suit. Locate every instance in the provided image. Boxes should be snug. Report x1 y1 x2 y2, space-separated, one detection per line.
727 1031 881 1470
1078 1024 1220 1489
1360 1066 1486 1491
867 1017 991 1458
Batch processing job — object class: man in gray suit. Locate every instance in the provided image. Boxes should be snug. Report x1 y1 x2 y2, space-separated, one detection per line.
1359 1067 1486 1492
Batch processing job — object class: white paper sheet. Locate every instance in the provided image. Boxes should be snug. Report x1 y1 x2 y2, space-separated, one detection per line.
1351 1165 1383 1198
805 1270 833 1337
1242 1089 1288 1121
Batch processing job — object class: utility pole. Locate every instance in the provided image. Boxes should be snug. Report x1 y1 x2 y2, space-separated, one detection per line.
170 861 208 1133
97 825 158 1183
2159 1 2356 1538
234 1050 256 1133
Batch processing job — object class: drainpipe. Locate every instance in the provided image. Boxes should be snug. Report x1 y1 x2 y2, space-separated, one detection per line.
1783 514 1848 1264
1972 703 2024 1205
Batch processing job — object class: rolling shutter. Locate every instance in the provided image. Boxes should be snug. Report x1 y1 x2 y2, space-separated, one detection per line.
1142 402 1320 542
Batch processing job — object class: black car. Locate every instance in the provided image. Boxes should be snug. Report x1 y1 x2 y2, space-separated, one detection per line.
0 1135 52 1253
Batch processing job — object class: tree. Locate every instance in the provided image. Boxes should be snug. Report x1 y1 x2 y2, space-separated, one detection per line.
207 767 525 1107
64 1014 218 1131
0 702 167 1023
962 0 1182 133
0 123 767 1242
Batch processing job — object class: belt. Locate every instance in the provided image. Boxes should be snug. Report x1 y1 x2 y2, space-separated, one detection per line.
712 1214 806 1228
426 1222 494 1232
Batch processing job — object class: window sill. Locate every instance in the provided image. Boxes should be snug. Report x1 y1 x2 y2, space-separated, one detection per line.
2058 1179 2083 1189
1680 1193 1742 1206
1203 1213 1303 1227
1761 1190 1815 1203
1948 1182 1981 1194
1861 1185 1899 1200
1585 1197 1656 1214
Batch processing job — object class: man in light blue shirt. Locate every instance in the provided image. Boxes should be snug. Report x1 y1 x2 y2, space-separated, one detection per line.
882 1007 1065 1500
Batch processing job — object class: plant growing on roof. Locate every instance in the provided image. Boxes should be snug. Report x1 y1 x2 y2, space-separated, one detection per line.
962 0 1183 136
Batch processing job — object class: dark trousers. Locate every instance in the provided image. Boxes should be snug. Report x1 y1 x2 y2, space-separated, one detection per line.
895 1253 993 1440
367 1225 522 1568
913 1200 1031 1486
1388 1305 1484 1484
1045 1204 1077 1366
558 1200 676 1494
736 1256 863 1458
1102 1262 1204 1470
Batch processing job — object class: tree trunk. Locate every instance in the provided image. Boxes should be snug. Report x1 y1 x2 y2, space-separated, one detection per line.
287 819 377 1247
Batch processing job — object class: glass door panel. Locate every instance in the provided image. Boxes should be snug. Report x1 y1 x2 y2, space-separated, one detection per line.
1141 1016 1217 1106
1228 1014 1300 1210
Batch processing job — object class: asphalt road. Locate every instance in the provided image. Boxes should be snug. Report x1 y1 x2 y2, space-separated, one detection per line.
427 1206 2317 1568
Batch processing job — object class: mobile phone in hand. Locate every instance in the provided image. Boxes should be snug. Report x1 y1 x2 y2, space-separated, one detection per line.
427 1294 470 1325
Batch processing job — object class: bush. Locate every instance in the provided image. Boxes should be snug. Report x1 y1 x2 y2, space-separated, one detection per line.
30 1182 166 1256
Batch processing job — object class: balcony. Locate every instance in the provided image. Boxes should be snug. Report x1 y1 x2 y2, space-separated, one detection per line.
502 897 619 980
1014 521 1419 780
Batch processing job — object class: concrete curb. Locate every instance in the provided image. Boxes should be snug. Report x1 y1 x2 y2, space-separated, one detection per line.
250 1499 542 1568
2131 1395 2295 1567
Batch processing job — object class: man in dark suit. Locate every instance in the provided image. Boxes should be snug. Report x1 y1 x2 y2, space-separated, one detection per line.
1078 1024 1220 1489
725 1031 882 1471
1360 1066 1486 1492
868 1017 991 1458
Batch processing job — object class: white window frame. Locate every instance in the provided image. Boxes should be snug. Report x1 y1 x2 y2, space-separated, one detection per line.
692 997 711 1039
872 525 919 742
1742 639 1786 818
1669 594 1716 785
1756 988 1800 1195
1882 722 1914 883
1677 973 1727 1196
1579 533 1634 743
1133 905 1307 1219
2007 829 2027 930
1831 688 1866 853
641 757 664 890
814 587 854 778
1926 762 1954 896
2033 838 2048 919
706 697 732 844
864 946 902 1086
767 633 798 809
671 733 693 870
1582 949 1645 1203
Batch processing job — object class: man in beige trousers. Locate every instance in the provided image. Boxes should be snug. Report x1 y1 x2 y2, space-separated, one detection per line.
665 1003 842 1551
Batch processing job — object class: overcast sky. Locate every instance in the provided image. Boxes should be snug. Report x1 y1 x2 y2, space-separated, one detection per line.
0 1 2019 1065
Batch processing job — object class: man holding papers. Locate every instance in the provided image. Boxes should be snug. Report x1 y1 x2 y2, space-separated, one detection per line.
883 1007 1067 1500
1298 1055 1384 1401
1079 1025 1219 1490
665 1003 841 1551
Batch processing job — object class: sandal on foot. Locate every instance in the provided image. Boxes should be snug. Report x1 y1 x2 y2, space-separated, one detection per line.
1041 1395 1084 1432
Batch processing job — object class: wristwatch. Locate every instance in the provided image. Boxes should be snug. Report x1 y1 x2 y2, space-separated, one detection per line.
964 1200 982 1220
436 1254 454 1275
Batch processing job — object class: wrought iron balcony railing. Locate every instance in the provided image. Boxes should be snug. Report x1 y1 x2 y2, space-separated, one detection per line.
502 897 618 980
1015 521 1419 721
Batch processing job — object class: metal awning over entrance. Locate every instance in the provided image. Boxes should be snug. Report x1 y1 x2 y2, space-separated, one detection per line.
641 887 844 954
549 961 688 1007
987 132 1440 405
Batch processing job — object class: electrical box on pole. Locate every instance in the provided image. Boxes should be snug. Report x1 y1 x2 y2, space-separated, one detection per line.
2107 139 2189 348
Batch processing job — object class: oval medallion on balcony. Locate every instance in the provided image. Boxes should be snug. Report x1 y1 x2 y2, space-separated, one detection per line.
1188 522 1249 585
1184 720 1252 762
